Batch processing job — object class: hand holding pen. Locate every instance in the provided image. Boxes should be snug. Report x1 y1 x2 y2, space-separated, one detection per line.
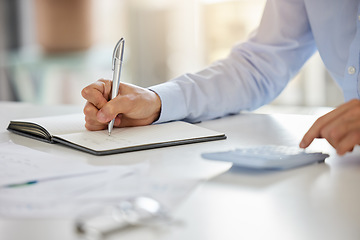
81 39 162 132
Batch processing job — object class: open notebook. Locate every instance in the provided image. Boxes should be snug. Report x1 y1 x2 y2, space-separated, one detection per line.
7 114 226 155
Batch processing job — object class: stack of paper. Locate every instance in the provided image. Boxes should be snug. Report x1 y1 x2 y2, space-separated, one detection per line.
0 141 198 218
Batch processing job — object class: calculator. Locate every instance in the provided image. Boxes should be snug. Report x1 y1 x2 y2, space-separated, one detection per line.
201 145 329 170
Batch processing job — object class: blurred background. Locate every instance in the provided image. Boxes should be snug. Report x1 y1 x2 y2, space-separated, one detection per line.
0 0 343 109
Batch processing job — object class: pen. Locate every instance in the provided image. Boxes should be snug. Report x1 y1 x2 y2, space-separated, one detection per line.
6 181 38 188
108 38 125 136
4 170 107 188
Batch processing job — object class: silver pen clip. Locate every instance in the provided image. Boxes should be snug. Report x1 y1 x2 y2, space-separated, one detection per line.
112 38 125 71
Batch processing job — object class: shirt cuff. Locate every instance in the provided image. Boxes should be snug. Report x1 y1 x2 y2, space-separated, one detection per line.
149 81 187 123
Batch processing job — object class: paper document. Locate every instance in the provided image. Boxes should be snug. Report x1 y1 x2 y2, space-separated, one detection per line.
0 141 107 187
0 141 200 218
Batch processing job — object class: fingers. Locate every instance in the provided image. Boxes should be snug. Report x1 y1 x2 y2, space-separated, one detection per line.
96 99 123 124
337 131 360 155
83 102 107 131
81 79 112 109
320 109 360 147
82 81 161 131
94 84 136 123
300 100 357 147
82 79 113 130
96 86 161 127
300 99 360 155
327 109 360 155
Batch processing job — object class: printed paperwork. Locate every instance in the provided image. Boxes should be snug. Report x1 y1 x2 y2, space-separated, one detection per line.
0 141 198 218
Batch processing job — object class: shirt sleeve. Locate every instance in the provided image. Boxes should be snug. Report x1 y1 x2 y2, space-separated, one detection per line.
150 0 317 124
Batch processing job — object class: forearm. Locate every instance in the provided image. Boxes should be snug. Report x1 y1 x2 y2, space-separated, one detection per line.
151 0 316 124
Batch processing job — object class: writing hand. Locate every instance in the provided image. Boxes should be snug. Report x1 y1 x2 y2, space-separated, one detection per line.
300 99 360 155
81 79 161 131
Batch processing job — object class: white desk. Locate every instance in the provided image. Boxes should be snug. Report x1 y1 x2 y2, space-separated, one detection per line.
1 102 360 240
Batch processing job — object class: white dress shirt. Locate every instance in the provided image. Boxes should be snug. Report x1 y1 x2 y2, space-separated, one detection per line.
150 0 360 123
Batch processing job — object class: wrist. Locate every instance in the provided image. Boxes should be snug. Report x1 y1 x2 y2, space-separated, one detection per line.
149 89 161 123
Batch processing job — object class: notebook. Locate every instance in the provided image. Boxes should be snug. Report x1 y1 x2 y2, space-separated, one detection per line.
7 114 226 156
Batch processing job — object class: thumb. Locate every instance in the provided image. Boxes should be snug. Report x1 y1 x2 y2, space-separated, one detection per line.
96 100 119 123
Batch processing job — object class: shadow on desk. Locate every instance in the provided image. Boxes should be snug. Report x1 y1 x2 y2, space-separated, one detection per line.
209 162 331 190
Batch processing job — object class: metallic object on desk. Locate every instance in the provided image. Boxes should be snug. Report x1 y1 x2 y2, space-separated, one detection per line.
76 196 173 239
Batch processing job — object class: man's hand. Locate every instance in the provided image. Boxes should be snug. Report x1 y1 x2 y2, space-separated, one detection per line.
81 79 161 131
300 99 360 155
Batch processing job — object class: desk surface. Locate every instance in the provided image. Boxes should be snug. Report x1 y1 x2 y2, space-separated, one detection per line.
1 102 360 240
